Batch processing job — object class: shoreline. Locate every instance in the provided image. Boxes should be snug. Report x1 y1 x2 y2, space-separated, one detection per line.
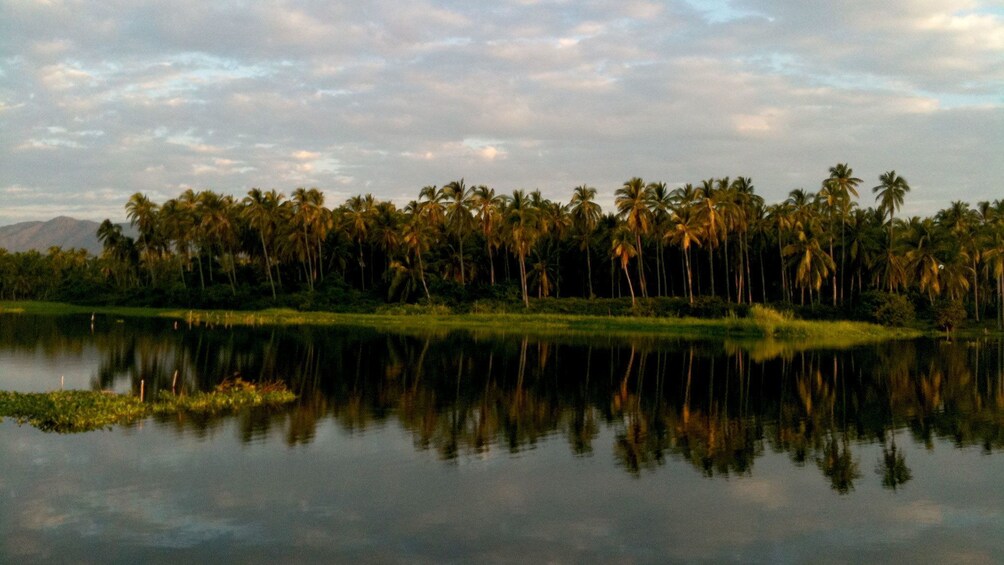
0 300 928 343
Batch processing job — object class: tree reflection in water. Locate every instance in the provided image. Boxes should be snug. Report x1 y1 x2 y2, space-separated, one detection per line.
2 314 1004 492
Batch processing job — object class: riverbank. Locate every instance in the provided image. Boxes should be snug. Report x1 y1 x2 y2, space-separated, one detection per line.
0 300 924 343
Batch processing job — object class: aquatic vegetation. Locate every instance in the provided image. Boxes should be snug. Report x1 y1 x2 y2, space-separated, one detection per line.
0 379 295 433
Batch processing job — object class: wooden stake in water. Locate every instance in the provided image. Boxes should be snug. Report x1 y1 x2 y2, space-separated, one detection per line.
140 379 145 402
60 375 64 390
172 370 179 394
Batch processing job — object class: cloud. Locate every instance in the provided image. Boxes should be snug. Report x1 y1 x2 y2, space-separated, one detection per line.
0 0 1001 224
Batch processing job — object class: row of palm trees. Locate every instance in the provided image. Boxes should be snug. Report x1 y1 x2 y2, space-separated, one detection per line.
3 165 1002 325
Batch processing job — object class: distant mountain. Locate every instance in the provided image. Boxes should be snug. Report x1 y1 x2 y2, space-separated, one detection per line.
0 217 126 255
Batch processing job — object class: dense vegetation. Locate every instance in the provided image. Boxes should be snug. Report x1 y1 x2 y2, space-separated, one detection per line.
1 165 1002 329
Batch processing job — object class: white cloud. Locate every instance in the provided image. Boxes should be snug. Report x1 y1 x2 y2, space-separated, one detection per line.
0 0 1001 223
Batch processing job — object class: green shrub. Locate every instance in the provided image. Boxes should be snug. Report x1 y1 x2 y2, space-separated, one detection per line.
856 291 915 327
934 300 966 332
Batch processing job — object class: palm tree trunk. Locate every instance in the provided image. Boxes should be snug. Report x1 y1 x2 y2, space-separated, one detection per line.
197 253 205 290
759 246 768 303
745 236 754 304
840 216 847 303
458 234 466 286
708 248 716 297
519 253 529 308
585 242 594 298
418 248 431 303
655 241 662 297
635 233 648 298
972 258 979 322
829 235 837 306
724 238 732 303
685 247 694 305
260 233 276 299
317 237 325 282
488 244 495 286
622 263 636 306
357 240 365 291
777 238 787 303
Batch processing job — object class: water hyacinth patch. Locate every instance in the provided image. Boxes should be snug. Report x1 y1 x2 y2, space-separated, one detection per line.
0 379 295 433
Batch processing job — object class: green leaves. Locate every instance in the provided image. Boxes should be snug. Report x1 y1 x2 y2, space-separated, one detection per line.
0 380 295 433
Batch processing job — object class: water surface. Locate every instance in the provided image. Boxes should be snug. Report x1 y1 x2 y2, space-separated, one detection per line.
1 314 1002 562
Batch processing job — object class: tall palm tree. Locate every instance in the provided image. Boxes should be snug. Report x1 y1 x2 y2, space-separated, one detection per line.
902 217 943 303
615 178 653 298
197 191 240 293
342 194 373 290
730 176 760 304
442 179 476 285
472 185 503 286
242 188 284 299
176 189 207 289
401 204 434 303
665 205 702 304
125 192 160 286
569 185 602 298
611 226 638 306
873 171 910 292
824 163 861 303
159 197 192 289
938 200 981 319
696 178 725 298
504 189 539 308
648 181 672 297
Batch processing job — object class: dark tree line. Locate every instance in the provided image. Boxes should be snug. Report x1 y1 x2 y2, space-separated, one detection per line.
2 166 1003 327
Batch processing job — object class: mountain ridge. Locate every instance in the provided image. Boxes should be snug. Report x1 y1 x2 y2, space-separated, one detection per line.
0 217 128 255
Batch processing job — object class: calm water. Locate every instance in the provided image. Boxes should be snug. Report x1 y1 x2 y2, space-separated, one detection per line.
1 314 1002 563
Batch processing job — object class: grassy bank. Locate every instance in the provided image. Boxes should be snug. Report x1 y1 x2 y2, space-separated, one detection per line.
0 300 923 343
0 379 296 433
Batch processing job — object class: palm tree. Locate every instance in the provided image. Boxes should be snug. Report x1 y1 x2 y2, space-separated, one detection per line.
731 177 760 304
536 198 570 297
784 227 835 305
981 205 1004 330
873 171 910 292
242 188 284 299
401 204 434 303
648 181 672 296
96 219 137 288
902 217 943 303
824 164 861 303
342 194 373 290
176 189 207 289
696 179 725 298
442 179 476 285
472 185 504 286
665 205 702 304
125 192 160 286
504 189 539 308
197 191 239 293
610 226 638 306
938 201 981 319
569 185 602 298
158 197 192 289
615 178 653 298
371 201 402 281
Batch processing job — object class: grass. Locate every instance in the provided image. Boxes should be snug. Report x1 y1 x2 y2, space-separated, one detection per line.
0 300 924 342
0 379 296 433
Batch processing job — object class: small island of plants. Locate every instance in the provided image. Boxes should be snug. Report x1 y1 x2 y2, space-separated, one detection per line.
0 379 296 433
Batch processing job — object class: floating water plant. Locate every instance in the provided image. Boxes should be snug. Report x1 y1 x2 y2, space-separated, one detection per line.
0 379 296 433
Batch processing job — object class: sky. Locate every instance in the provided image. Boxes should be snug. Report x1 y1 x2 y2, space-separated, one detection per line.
1 0 1002 225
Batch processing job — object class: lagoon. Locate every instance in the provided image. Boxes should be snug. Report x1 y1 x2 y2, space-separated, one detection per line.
1 313 1002 562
